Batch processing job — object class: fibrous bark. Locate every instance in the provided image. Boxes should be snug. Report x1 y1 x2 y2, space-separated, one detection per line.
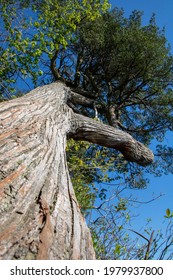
0 82 154 259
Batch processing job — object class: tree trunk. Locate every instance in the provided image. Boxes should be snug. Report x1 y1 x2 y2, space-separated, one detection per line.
0 82 154 259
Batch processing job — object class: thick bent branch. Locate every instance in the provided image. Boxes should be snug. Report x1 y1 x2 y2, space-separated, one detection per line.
69 113 154 166
67 89 95 107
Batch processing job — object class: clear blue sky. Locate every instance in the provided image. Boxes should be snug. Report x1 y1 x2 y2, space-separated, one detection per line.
108 0 173 237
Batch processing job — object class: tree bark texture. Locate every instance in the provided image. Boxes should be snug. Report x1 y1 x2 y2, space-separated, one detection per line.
0 82 154 259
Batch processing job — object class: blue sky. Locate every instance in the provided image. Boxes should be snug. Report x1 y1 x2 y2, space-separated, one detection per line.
108 0 173 240
112 0 173 47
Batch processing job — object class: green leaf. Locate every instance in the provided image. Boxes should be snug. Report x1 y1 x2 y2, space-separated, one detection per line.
166 208 171 217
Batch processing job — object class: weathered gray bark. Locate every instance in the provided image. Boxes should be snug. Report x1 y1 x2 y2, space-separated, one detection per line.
0 82 154 259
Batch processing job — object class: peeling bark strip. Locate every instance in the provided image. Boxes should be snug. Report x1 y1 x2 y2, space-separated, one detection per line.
36 193 54 260
0 82 153 259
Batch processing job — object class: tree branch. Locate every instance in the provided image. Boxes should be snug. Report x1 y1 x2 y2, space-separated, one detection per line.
69 113 154 166
68 89 95 107
50 50 61 80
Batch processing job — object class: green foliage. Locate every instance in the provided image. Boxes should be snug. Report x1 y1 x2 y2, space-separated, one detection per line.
61 7 173 186
66 139 95 214
31 0 110 53
0 0 110 96
89 198 132 259
115 198 127 212
66 139 116 215
91 207 173 260
68 8 173 141
165 208 173 219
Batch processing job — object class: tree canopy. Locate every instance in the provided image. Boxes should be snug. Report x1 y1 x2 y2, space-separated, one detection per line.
63 8 173 141
0 0 109 97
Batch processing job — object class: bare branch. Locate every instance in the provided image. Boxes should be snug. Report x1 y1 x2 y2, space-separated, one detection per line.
69 113 154 166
